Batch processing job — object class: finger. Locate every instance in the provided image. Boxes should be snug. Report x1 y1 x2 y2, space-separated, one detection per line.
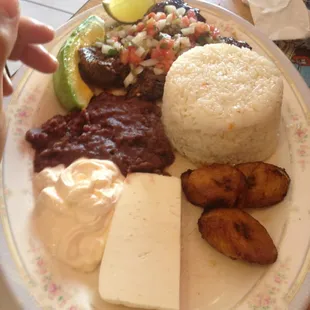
0 0 20 66
3 70 13 97
19 17 55 44
18 44 58 73
9 17 55 61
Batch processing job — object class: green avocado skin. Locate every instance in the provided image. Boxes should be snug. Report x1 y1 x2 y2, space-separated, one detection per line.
53 15 105 111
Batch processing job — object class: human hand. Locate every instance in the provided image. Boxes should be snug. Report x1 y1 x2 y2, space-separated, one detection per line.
0 0 58 97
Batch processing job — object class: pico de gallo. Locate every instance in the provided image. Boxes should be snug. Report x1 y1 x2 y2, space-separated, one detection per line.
95 4 221 88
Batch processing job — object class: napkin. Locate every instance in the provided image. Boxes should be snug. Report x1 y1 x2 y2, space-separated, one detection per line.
243 0 310 40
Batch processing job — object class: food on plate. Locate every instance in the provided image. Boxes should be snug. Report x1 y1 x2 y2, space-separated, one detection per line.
181 162 290 209
103 0 155 24
198 208 278 265
181 164 247 210
99 173 181 310
53 15 106 111
55 0 251 106
162 43 283 165
52 0 253 110
78 1 221 102
78 46 130 89
33 158 124 272
236 162 290 208
25 92 175 175
147 0 206 22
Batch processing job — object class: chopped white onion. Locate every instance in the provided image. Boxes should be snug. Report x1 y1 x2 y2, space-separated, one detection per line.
166 13 174 23
165 5 177 14
132 31 147 45
176 7 186 16
130 25 137 33
114 41 122 50
95 41 103 48
140 59 159 67
147 38 159 47
135 66 144 75
135 46 145 57
159 32 171 40
181 27 195 36
118 30 126 38
173 38 181 50
172 18 181 26
124 72 137 88
101 44 112 54
155 12 164 21
154 67 164 75
146 38 153 48
180 37 191 47
156 19 166 31
190 22 198 29
106 39 115 45
126 35 134 42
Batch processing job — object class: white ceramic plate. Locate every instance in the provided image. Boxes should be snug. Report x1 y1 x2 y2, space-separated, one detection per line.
1 1 310 309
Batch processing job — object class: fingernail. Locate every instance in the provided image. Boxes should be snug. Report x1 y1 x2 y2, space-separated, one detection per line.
0 0 19 18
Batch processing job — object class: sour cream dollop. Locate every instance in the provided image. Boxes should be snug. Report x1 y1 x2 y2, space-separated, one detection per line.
33 158 124 272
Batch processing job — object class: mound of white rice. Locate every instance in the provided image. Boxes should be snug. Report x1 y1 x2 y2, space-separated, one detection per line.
162 43 283 165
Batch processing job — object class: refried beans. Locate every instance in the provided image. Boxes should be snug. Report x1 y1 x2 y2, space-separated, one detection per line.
25 93 175 175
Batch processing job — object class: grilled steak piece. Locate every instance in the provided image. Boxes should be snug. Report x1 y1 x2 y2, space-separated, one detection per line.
221 37 252 50
78 47 130 89
127 68 166 101
147 0 206 22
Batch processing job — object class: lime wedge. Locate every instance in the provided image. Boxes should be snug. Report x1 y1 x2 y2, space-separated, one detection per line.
53 15 105 111
103 0 155 24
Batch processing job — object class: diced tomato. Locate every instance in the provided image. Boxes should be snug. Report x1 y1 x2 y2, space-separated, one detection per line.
146 19 157 36
181 16 190 27
148 12 156 19
159 38 174 50
162 58 174 72
111 36 120 42
209 24 215 32
156 12 166 20
188 34 196 46
128 46 143 65
120 49 129 65
187 9 197 19
151 39 176 72
195 23 208 36
137 22 145 32
164 49 175 60
151 47 161 60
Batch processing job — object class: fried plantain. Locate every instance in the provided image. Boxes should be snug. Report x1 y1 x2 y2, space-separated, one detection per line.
181 164 247 210
236 162 290 208
198 208 278 264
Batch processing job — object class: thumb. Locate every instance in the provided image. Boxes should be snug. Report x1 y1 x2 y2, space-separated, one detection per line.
0 0 20 96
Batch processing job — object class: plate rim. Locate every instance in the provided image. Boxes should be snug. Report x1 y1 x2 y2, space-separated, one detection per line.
1 2 310 309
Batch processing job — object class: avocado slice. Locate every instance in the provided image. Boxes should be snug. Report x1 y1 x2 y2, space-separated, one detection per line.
53 15 106 111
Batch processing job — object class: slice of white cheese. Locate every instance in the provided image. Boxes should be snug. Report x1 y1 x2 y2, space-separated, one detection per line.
99 173 181 310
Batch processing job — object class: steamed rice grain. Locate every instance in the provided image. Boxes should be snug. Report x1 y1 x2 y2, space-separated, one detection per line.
162 43 283 165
